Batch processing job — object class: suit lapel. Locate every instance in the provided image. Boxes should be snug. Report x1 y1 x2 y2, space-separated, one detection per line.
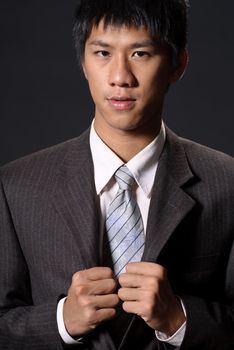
120 128 198 349
143 127 196 262
52 129 100 269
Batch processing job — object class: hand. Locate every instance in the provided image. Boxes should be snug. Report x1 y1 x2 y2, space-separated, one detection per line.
63 267 119 337
118 262 186 336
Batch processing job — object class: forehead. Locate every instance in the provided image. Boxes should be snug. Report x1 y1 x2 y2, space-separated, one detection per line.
86 22 155 47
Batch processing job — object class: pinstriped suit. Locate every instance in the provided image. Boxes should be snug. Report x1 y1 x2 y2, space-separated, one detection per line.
0 127 234 349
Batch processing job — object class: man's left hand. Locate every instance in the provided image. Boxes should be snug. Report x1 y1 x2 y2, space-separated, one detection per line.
118 262 186 336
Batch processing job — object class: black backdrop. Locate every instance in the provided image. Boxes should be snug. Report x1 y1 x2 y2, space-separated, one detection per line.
1 0 234 166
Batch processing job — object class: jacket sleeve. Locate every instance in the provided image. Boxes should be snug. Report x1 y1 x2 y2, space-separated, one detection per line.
0 177 65 350
179 240 234 350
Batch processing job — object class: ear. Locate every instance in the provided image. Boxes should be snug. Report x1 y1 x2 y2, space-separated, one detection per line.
170 48 189 83
82 62 88 80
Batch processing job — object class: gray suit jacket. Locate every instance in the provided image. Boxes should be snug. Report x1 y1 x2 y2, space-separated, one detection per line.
0 127 234 350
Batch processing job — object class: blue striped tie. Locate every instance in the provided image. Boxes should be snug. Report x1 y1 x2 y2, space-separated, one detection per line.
105 165 145 277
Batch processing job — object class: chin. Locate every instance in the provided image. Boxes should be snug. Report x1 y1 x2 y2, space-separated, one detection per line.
110 116 140 128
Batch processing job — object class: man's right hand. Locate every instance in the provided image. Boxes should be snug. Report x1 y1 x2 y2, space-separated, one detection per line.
63 267 119 337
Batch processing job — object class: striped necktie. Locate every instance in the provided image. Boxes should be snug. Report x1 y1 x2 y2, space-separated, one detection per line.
105 165 145 277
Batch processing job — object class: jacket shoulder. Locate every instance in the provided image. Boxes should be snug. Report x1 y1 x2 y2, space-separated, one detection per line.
0 129 90 188
180 135 234 178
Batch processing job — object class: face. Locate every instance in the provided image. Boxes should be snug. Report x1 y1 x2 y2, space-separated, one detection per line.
83 22 186 138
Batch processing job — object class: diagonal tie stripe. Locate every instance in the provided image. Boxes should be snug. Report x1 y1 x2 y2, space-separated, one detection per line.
106 192 133 228
108 201 137 242
115 171 134 189
110 213 142 252
105 165 145 277
114 240 145 277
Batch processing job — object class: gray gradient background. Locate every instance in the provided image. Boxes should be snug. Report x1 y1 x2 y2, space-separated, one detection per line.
1 0 233 166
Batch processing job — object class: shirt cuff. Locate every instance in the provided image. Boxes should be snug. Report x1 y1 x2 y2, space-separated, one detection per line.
57 297 83 345
155 298 187 347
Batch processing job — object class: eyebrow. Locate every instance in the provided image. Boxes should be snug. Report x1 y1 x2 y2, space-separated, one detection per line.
88 39 156 49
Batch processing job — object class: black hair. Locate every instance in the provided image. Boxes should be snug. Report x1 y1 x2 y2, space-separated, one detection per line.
73 0 189 67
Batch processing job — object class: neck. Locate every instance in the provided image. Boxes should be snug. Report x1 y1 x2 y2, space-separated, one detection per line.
94 120 161 162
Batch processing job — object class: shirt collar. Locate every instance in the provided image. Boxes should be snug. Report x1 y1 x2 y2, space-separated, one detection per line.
90 120 166 197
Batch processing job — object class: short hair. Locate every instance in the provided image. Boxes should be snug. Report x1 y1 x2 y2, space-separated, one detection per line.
73 0 189 67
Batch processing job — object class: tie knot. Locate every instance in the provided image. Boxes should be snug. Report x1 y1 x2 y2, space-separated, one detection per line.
115 166 135 190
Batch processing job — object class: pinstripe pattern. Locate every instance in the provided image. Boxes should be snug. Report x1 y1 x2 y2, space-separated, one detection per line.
1 127 234 349
106 166 145 277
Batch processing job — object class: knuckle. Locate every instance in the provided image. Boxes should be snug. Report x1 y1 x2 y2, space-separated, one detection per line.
81 296 93 308
75 285 86 297
108 278 117 291
85 308 96 325
118 288 124 299
72 271 83 284
144 302 154 319
122 302 128 312
118 274 128 287
112 294 120 305
104 267 114 277
148 276 158 289
157 266 167 280
107 308 116 318
118 274 125 285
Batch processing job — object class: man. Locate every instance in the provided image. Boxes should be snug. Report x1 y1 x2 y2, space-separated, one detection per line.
0 0 234 349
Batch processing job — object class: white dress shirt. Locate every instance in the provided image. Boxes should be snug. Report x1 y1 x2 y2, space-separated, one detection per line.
57 120 186 346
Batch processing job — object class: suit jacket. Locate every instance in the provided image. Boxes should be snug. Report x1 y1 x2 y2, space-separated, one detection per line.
0 127 234 350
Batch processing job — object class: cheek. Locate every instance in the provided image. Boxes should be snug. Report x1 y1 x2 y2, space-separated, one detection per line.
85 68 106 99
153 67 171 87
86 76 101 99
138 66 171 97
141 77 167 103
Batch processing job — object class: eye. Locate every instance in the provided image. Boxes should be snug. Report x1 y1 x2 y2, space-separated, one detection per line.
133 51 150 58
95 50 110 58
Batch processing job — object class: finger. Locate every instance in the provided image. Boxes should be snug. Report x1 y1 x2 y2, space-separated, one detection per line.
119 272 160 289
91 278 118 294
92 294 120 308
95 307 117 322
77 278 117 296
118 287 140 301
78 267 115 281
72 267 114 285
125 262 166 278
122 301 142 316
84 307 117 330
86 267 115 280
118 273 143 288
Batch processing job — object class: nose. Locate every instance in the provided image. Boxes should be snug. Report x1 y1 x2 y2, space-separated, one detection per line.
108 56 137 88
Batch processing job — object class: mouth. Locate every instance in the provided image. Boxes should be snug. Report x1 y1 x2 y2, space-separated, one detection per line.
107 96 136 110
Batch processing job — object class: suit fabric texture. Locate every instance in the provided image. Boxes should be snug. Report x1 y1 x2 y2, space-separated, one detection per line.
0 127 234 350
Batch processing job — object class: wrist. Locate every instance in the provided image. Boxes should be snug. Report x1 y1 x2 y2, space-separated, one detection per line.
57 297 82 345
160 298 186 336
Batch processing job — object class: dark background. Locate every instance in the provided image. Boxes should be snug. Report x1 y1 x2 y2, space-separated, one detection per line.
1 0 233 166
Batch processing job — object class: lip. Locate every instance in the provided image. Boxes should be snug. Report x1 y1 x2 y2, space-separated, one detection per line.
107 96 136 110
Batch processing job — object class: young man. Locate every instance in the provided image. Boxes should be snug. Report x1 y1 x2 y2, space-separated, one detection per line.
0 1 234 349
